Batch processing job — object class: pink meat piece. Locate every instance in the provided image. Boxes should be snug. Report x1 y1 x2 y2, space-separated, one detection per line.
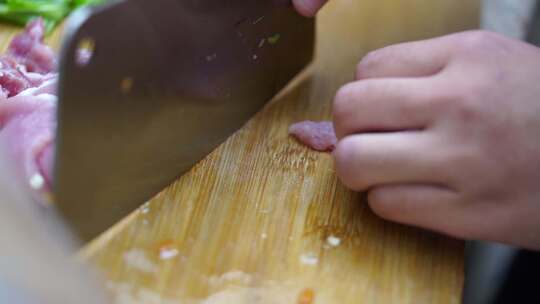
0 79 57 199
0 58 33 97
37 144 54 188
0 20 59 203
27 75 57 95
289 120 337 152
0 53 56 98
7 18 56 74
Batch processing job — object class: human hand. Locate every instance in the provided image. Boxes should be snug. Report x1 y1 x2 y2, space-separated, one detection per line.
292 0 328 17
0 152 108 304
332 31 540 249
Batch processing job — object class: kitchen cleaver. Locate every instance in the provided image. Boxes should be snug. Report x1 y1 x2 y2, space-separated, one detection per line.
54 0 314 241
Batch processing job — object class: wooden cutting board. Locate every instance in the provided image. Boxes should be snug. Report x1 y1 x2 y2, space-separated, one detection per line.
0 0 479 303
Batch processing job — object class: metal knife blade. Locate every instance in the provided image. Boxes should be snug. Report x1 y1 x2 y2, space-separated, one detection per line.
54 0 314 241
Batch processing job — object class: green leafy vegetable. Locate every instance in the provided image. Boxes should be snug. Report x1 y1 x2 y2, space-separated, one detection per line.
0 0 106 33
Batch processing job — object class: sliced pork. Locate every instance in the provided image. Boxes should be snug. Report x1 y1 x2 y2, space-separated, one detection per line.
0 19 57 202
0 58 33 98
289 120 337 152
1 80 57 196
7 18 56 74
0 18 56 98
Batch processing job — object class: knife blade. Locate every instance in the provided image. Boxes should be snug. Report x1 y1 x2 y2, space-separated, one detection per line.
54 0 314 241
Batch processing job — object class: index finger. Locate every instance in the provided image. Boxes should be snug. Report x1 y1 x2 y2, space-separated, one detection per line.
356 35 457 80
333 77 440 138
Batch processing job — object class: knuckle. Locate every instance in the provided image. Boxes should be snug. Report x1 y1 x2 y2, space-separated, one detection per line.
457 30 504 52
333 83 356 118
452 83 489 124
453 97 482 124
333 139 354 175
357 48 387 79
333 84 352 114
367 190 399 221
334 138 369 191
431 84 486 125
440 147 478 185
430 88 460 113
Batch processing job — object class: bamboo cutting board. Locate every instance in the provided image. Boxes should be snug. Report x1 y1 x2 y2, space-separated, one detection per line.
1 0 479 303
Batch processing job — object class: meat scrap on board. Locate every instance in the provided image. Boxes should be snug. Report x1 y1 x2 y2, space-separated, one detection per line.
289 120 337 152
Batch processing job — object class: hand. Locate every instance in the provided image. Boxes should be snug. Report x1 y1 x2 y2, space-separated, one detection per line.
0 152 108 304
332 30 540 250
293 0 328 17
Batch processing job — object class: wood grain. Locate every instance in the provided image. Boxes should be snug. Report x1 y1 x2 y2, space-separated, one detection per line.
1 1 479 303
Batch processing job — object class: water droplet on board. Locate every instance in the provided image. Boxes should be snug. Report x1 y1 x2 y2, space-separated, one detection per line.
157 240 179 260
326 235 341 247
159 247 179 260
123 249 157 273
299 253 318 266
139 202 150 214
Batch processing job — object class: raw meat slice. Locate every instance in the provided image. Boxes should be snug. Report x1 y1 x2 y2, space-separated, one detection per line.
7 18 56 74
0 19 59 204
0 58 33 97
0 18 58 99
289 120 337 152
0 80 57 199
37 144 54 189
